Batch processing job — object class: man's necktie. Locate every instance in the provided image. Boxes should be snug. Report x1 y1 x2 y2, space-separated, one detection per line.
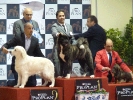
62 25 66 32
108 52 112 82
108 52 112 65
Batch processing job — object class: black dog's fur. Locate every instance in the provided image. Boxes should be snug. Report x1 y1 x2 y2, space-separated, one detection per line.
112 64 132 83
57 34 94 77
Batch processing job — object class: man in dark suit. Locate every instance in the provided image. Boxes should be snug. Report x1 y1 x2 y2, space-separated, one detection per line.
13 7 43 43
74 15 106 62
51 10 76 77
7 7 44 86
1 22 44 87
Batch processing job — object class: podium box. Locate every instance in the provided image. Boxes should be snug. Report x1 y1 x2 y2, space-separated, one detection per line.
0 87 63 100
108 82 133 100
1 77 133 100
55 77 109 100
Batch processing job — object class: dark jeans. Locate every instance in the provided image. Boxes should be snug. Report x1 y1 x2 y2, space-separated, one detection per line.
13 71 36 87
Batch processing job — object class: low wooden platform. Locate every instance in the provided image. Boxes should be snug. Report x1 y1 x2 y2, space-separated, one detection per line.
0 77 133 100
0 86 63 100
55 77 109 100
108 82 133 100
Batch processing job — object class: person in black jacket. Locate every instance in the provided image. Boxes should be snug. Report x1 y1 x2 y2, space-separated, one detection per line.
74 15 106 62
1 22 44 87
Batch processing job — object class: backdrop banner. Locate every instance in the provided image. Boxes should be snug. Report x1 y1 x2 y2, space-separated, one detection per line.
0 0 91 86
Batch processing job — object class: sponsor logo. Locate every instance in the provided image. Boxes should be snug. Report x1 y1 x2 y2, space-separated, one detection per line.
0 8 5 15
0 68 5 76
0 38 4 48
46 8 56 15
71 8 81 15
47 52 52 59
60 6 69 18
46 38 54 45
46 21 55 32
7 22 14 31
83 6 91 17
0 52 6 63
83 0 90 1
76 79 102 91
40 24 45 30
71 0 82 2
8 6 19 17
0 81 6 86
58 0 69 1
116 86 133 99
72 66 81 75
31 89 59 100
117 88 133 95
7 54 12 61
7 69 14 78
46 0 57 2
72 21 82 32
83 24 88 31
0 21 6 32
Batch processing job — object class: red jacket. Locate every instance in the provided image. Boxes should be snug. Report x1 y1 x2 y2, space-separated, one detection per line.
94 49 131 77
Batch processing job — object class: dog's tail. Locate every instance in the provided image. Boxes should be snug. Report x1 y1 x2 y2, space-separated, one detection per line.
77 37 89 48
77 37 89 58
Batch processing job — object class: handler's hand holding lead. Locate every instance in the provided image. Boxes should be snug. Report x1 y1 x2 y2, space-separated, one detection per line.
56 33 60 37
129 71 133 79
56 32 63 37
102 67 111 71
2 47 8 54
69 32 73 35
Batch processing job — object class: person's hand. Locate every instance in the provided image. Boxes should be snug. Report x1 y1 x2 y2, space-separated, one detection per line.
129 71 133 79
56 32 63 37
2 46 8 54
102 67 111 71
69 32 73 35
56 33 60 37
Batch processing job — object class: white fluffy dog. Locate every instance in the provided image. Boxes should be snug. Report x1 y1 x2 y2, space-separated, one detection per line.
9 46 55 88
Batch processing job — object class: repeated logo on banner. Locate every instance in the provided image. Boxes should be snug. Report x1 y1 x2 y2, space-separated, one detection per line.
76 79 102 92
0 0 91 86
30 89 59 100
116 85 133 100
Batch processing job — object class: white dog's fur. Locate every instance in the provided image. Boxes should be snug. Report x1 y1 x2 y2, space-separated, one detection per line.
10 46 55 88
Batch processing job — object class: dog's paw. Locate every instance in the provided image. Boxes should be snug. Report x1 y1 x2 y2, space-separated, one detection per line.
19 85 24 88
49 85 54 87
90 75 95 78
79 45 84 49
14 85 19 88
65 74 70 79
82 73 86 77
57 76 63 78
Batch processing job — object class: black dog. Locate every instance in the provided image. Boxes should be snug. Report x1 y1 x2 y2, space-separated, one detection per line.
57 34 94 78
112 64 132 83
